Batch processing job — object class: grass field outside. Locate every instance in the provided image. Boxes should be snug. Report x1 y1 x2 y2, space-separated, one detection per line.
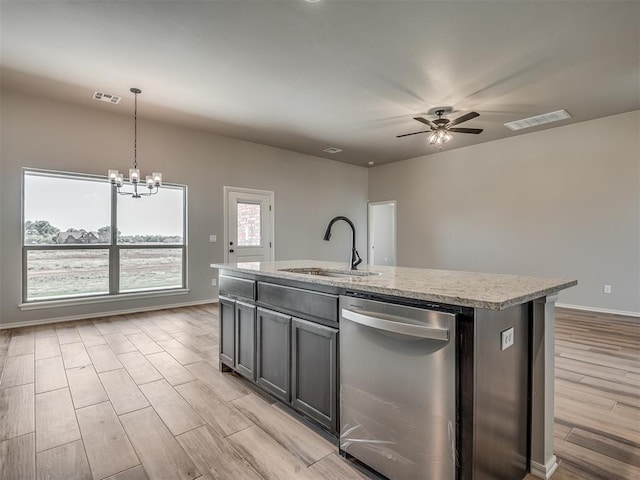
26 248 182 300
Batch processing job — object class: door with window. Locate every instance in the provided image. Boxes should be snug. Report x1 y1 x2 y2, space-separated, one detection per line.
225 187 274 263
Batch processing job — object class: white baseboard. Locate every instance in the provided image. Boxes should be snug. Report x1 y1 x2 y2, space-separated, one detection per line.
556 303 640 318
529 455 558 479
0 297 219 330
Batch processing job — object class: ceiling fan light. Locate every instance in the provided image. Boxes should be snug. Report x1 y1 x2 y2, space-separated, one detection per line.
444 132 452 142
428 133 437 144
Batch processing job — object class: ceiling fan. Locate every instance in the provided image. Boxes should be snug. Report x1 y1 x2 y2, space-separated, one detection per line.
397 109 483 147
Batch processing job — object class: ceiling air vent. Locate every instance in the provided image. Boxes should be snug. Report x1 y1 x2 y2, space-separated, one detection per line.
323 147 343 154
92 91 121 104
504 110 571 131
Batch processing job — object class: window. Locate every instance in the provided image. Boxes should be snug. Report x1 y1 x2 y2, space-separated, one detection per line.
23 169 186 302
236 201 262 246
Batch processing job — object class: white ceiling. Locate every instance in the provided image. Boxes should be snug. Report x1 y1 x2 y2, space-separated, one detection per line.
1 1 639 166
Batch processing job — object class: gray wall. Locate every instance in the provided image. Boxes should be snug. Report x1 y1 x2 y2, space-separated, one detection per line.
369 110 640 314
0 89 368 326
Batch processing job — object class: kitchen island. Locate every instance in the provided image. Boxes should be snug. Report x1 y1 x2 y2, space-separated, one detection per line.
211 260 576 480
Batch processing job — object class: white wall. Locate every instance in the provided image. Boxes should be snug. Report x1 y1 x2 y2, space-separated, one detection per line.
369 111 640 314
0 90 368 326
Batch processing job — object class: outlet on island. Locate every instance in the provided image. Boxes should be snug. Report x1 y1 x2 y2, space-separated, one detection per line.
501 327 514 351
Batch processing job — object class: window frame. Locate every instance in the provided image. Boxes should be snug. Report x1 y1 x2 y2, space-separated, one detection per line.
21 168 188 306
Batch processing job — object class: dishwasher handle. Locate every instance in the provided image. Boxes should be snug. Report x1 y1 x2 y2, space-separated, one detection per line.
341 308 450 341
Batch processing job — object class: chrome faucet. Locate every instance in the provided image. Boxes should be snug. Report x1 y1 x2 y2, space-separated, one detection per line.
323 216 362 270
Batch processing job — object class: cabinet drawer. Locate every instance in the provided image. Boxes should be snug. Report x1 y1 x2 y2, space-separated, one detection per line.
257 282 338 324
220 275 256 301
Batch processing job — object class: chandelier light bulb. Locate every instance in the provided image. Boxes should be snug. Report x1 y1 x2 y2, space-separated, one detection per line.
108 169 119 184
129 168 140 184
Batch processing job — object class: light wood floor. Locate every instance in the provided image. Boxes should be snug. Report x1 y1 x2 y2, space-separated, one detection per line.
0 305 638 480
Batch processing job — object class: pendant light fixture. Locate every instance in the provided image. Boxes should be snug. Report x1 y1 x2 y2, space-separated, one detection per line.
108 88 162 198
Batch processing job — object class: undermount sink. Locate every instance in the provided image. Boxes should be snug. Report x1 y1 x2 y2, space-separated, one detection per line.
278 267 380 278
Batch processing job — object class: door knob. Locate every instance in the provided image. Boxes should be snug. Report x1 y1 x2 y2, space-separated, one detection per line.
229 249 234 253
230 241 234 245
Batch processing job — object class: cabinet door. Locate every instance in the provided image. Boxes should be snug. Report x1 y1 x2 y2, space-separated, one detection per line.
235 301 257 381
256 308 291 402
219 296 235 369
292 317 338 433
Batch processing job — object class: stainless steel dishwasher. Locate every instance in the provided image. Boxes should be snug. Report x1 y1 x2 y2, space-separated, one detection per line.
340 295 457 480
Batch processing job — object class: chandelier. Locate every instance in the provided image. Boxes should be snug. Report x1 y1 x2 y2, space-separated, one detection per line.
108 88 162 198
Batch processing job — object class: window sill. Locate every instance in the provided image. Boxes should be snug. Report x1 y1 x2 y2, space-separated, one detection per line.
18 288 190 311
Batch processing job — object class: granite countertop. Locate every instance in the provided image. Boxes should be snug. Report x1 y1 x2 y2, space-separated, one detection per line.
210 260 577 310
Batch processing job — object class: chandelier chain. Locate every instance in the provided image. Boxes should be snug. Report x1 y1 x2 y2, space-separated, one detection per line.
133 90 138 170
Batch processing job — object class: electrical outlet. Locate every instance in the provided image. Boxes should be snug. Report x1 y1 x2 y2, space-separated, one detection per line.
501 327 514 351
603 284 612 294
211 279 217 287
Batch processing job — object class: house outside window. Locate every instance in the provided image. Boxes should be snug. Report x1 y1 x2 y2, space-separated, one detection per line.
22 168 187 303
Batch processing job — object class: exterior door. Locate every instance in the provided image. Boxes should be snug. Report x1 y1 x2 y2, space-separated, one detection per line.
225 187 274 263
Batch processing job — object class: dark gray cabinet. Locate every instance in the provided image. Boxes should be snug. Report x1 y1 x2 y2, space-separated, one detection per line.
219 296 236 369
292 317 338 432
235 301 256 381
256 307 291 402
218 271 339 434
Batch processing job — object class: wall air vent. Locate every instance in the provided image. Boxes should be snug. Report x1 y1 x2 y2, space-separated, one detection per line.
92 91 121 104
323 147 343 154
504 110 571 131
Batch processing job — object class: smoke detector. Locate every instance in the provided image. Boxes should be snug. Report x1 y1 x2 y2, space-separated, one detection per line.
92 91 121 104
504 110 571 131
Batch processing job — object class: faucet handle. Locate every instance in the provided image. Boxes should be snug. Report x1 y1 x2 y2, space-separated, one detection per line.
352 249 363 269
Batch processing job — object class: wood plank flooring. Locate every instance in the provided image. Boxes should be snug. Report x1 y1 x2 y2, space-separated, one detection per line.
0 305 637 479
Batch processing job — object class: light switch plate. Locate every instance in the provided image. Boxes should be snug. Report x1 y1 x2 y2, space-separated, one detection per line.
211 279 217 286
209 235 217 243
501 327 514 351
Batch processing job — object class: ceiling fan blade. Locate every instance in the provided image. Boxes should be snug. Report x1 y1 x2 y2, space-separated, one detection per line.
447 111 480 127
413 117 437 129
448 127 483 134
397 130 431 138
